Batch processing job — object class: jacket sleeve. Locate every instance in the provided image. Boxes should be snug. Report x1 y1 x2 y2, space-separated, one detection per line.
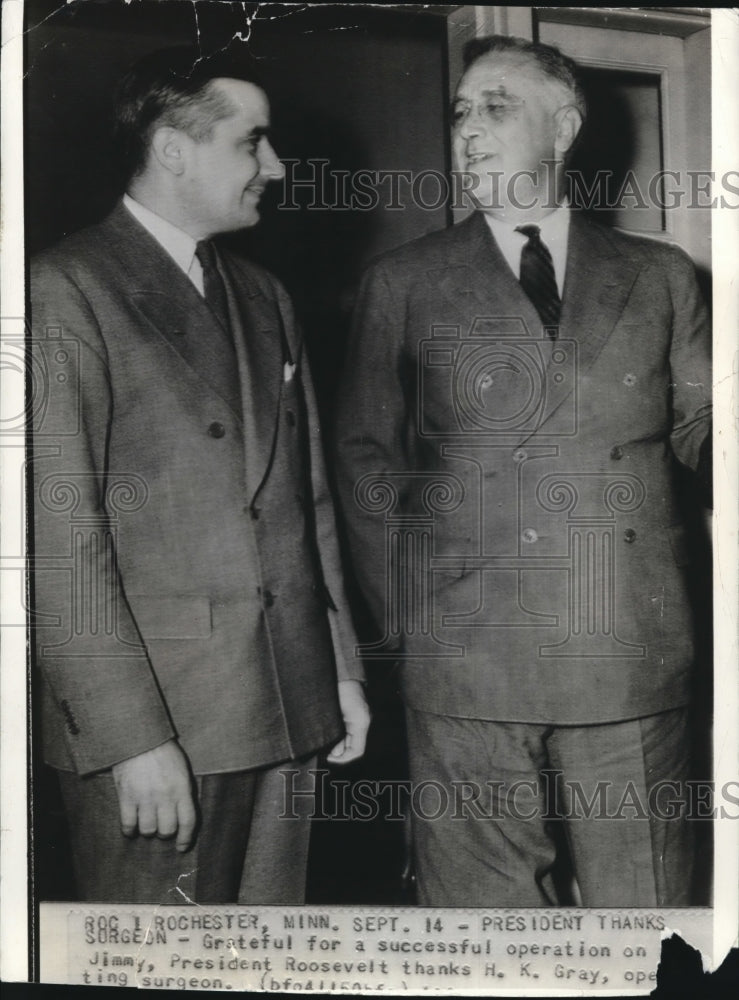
665 244 712 504
334 260 412 634
273 281 364 683
30 260 176 774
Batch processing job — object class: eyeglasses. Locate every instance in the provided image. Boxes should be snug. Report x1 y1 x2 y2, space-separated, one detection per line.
450 98 526 128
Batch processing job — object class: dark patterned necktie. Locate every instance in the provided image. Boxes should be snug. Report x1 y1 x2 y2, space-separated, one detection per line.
515 224 561 339
195 240 231 334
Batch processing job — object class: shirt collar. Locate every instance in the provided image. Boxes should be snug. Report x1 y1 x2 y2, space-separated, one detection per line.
533 200 570 250
122 193 198 277
483 201 571 296
484 200 570 251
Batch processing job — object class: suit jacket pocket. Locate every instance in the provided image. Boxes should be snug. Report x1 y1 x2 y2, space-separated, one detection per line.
127 595 213 640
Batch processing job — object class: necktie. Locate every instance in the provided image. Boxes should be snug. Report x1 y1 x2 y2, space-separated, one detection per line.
195 240 231 334
515 224 561 339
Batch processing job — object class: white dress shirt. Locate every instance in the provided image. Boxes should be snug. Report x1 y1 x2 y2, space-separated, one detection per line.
484 203 570 297
123 193 205 295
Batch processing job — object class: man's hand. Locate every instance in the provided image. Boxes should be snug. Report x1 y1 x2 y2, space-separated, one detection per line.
327 680 371 765
111 739 197 852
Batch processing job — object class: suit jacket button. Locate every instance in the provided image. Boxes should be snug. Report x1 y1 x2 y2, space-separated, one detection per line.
624 528 637 543
521 527 538 543
208 422 226 438
610 445 624 460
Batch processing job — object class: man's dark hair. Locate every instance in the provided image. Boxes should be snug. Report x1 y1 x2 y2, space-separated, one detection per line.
463 35 586 120
112 46 265 182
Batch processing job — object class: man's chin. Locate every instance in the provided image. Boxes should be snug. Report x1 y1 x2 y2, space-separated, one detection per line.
221 208 261 233
240 193 264 225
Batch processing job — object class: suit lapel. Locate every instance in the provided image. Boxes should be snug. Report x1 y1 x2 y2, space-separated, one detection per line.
435 213 544 338
219 254 285 501
436 212 643 444
518 212 642 439
559 212 641 375
102 204 243 419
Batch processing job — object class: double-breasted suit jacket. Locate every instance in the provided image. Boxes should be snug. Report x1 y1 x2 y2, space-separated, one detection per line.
336 210 711 725
32 203 362 777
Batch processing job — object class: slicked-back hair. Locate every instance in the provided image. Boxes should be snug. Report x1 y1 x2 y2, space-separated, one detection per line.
112 46 265 183
462 35 586 121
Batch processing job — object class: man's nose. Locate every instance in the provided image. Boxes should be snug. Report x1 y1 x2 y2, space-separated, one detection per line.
458 110 486 140
259 139 285 181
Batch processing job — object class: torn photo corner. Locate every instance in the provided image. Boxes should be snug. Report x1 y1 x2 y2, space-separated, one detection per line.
1 1 738 995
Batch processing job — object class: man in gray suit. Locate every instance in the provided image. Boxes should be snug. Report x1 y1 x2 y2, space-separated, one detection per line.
336 36 711 906
32 47 369 903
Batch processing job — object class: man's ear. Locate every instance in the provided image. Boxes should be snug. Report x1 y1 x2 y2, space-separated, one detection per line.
150 126 188 176
554 106 583 157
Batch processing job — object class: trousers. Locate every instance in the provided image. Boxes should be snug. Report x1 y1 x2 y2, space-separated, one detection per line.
405 707 695 907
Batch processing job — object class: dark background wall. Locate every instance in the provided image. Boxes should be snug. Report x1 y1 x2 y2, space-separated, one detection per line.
26 6 449 278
